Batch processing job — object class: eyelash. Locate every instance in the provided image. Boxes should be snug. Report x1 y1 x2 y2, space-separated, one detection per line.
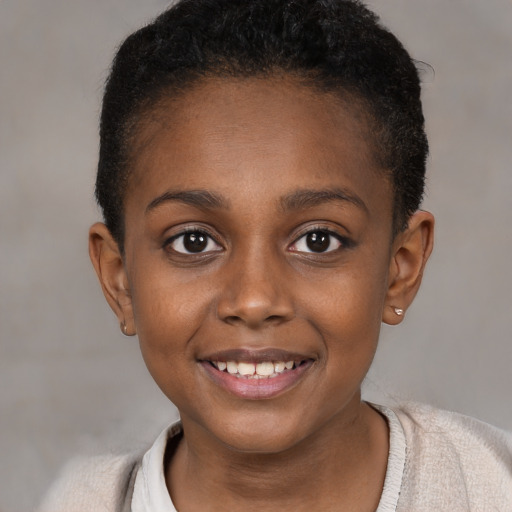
163 226 352 257
289 227 351 255
164 228 222 255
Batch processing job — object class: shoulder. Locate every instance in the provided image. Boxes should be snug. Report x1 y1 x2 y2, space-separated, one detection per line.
389 402 512 510
393 401 512 458
37 451 143 512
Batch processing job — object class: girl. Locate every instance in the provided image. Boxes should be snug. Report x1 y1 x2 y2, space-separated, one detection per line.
39 0 512 510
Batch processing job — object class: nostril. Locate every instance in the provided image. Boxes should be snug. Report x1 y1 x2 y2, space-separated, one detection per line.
223 315 242 325
219 312 292 328
266 315 284 322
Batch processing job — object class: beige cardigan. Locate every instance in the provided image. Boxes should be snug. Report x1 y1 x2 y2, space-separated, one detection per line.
38 402 512 511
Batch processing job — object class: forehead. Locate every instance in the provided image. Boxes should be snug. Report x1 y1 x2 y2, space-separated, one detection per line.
126 76 391 219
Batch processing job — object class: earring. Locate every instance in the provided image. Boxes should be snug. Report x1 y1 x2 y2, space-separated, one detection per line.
121 321 129 336
393 307 404 316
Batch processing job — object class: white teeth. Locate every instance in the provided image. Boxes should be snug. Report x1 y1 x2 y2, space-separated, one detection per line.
238 362 256 376
274 362 285 373
226 361 238 374
256 362 274 376
214 359 298 377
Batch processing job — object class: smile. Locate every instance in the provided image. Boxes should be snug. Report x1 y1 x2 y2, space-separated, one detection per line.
200 351 314 399
210 360 301 379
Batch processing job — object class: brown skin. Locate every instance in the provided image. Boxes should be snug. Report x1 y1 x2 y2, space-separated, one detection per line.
89 77 434 511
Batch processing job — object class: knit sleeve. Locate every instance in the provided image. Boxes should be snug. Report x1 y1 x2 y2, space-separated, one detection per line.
37 452 141 512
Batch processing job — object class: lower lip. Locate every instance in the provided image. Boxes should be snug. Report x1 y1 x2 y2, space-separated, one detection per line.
200 361 314 400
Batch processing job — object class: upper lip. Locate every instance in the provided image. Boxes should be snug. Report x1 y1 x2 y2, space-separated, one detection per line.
199 348 314 363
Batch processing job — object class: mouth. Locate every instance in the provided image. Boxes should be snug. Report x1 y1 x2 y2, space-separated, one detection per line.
199 350 315 399
209 359 306 379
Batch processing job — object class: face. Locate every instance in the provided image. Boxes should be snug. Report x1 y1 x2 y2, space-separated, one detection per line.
114 77 400 453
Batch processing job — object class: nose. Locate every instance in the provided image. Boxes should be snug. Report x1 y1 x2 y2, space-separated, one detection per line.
216 247 294 329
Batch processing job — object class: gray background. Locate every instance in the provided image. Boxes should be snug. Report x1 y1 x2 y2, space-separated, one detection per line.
1 0 511 510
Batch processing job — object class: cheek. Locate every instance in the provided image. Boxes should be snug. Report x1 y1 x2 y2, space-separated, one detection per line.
299 280 385 405
130 270 213 373
295 259 389 354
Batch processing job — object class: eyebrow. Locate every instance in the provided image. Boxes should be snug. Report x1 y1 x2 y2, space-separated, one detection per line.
280 188 368 214
145 189 230 213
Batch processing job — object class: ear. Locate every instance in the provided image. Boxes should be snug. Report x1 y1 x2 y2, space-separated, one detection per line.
382 210 434 325
89 222 135 336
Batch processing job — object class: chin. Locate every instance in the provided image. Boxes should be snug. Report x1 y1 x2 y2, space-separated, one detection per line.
209 412 312 455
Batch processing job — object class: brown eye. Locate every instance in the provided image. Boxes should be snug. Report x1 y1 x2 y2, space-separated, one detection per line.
306 232 330 252
291 230 342 254
184 232 207 252
167 230 222 254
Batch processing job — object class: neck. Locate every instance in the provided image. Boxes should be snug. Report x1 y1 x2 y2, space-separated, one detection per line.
166 400 389 512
